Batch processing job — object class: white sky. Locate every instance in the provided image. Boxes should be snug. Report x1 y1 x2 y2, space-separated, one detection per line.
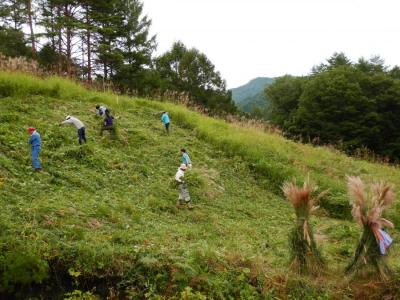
142 0 400 89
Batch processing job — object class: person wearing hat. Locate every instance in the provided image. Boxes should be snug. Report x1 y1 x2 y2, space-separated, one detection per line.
27 127 41 171
60 115 86 144
174 164 192 209
161 111 170 134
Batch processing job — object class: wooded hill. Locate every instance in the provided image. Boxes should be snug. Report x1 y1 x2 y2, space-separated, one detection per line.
231 77 274 113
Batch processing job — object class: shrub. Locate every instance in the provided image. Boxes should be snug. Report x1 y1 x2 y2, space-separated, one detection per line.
0 247 49 292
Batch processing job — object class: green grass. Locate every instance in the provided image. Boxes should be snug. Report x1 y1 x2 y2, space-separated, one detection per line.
1 72 400 299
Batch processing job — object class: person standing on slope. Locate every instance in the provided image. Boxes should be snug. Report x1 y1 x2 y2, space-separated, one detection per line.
60 115 87 144
175 164 192 209
27 127 41 171
161 111 170 134
180 148 192 169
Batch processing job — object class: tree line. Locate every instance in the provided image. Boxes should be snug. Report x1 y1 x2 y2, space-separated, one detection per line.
0 0 236 113
265 53 400 161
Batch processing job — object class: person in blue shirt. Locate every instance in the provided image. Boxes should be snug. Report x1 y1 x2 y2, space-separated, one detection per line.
161 111 170 134
180 148 192 169
27 127 41 171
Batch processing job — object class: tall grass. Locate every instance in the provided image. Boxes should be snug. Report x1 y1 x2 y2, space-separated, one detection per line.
139 100 400 220
2 71 400 221
0 54 44 76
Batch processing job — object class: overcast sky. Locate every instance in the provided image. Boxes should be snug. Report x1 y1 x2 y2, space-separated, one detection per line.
142 0 400 89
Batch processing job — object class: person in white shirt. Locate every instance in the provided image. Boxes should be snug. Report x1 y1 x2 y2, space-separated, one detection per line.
60 115 87 144
175 164 192 209
95 105 110 117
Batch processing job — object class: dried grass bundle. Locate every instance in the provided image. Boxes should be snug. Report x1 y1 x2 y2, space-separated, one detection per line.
282 177 326 274
346 176 395 279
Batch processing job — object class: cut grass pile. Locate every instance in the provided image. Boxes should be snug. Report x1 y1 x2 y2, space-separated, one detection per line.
1 72 400 298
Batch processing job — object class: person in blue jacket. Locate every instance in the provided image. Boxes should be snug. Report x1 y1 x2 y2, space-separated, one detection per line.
161 111 170 134
27 127 41 171
180 148 192 169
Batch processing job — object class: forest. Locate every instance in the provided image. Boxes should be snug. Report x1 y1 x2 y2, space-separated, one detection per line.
266 53 400 161
0 0 237 113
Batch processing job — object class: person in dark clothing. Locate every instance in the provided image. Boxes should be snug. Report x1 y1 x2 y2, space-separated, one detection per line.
100 114 115 138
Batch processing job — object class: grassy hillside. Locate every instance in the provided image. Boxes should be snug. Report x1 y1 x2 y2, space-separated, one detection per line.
1 72 400 299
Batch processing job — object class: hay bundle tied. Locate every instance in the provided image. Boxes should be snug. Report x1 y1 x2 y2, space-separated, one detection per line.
282 178 326 274
346 176 395 278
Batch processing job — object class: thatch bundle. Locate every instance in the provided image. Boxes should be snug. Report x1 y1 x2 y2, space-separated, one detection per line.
346 176 395 279
282 178 326 274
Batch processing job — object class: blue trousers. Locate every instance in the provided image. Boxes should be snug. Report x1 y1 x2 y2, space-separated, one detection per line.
31 146 41 170
78 127 86 144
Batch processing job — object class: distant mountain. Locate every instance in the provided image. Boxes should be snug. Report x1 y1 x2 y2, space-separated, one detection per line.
230 77 274 113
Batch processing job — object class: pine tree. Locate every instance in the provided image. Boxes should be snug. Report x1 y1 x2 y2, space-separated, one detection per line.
91 0 123 80
26 0 37 56
112 0 156 93
156 41 236 113
0 0 26 30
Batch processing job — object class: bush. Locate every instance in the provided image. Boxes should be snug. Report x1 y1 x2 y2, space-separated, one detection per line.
0 247 49 292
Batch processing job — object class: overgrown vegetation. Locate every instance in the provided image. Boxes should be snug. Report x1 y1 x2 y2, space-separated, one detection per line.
1 72 400 298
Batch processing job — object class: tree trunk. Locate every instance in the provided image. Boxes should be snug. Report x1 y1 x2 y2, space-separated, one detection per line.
103 39 108 80
57 6 63 75
64 4 72 78
85 6 92 82
26 0 36 56
104 61 107 80
50 3 56 50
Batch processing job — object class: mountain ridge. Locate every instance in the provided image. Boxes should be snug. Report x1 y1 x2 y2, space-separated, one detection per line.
230 77 274 112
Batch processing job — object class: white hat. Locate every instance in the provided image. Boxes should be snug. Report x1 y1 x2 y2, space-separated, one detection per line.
180 164 187 170
65 115 71 120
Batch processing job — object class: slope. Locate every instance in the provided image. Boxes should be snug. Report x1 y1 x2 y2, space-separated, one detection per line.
1 72 400 299
230 77 274 112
